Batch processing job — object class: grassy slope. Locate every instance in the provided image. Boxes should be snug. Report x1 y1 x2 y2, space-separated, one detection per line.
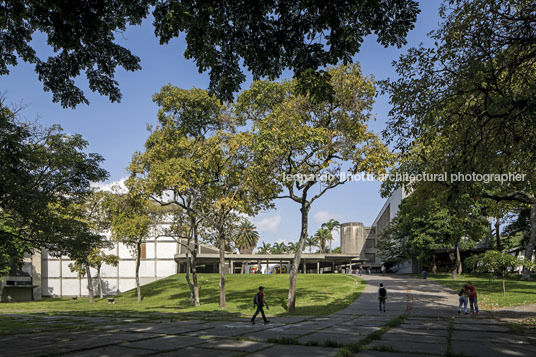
0 273 364 318
429 273 536 309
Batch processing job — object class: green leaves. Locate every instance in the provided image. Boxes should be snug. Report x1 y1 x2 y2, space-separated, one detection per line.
238 63 392 205
0 101 108 274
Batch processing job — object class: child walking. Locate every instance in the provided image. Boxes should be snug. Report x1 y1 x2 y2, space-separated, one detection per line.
378 283 387 312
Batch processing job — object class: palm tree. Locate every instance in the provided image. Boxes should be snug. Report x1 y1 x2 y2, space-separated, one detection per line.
257 241 272 254
233 219 260 254
287 241 298 253
272 242 287 254
314 227 331 253
322 219 341 253
305 235 319 253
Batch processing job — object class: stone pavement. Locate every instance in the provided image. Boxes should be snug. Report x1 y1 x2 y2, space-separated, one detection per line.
1 274 535 356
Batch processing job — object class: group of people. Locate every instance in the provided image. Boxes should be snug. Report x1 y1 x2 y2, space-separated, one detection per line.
458 281 479 315
250 280 480 324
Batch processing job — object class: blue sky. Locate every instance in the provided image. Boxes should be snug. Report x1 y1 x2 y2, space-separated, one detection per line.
2 1 443 248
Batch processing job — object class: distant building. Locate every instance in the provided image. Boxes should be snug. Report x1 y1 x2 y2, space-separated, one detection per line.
339 222 380 267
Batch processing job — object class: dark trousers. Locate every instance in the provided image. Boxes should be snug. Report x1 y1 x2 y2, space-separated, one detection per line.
251 305 267 322
379 297 386 311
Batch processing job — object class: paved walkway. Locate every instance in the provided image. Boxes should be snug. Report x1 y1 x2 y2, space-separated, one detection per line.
1 275 535 356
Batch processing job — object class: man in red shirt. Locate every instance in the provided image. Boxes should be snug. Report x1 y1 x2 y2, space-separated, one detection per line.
251 286 270 324
467 281 479 316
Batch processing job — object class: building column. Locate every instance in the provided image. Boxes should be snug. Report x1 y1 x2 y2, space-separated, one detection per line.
303 259 306 274
317 262 320 274
154 238 158 279
32 250 42 300
279 260 283 274
116 243 120 293
332 260 335 273
230 260 234 274
59 255 63 297
349 260 352 274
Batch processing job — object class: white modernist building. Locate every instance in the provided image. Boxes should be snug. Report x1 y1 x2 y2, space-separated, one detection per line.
1 233 184 301
41 233 180 297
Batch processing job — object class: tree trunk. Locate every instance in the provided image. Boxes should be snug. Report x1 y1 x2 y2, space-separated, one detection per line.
191 222 200 306
502 278 506 296
219 230 227 309
456 245 462 275
185 244 194 303
450 249 457 280
495 217 501 251
287 201 310 312
135 241 142 303
432 255 437 274
522 203 536 280
97 265 103 299
85 265 95 303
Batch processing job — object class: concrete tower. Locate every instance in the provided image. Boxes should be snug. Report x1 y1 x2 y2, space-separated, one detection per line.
340 222 364 255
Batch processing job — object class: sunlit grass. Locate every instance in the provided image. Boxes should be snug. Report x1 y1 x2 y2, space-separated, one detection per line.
429 273 536 309
0 273 364 318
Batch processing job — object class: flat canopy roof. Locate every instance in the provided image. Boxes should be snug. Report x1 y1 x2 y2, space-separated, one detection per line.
174 252 369 264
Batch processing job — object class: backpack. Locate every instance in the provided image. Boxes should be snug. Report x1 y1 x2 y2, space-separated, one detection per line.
379 287 386 297
253 292 259 306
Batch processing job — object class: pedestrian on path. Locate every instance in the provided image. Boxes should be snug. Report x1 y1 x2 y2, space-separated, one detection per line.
422 268 427 279
467 281 479 316
251 286 270 324
378 283 387 312
458 283 471 315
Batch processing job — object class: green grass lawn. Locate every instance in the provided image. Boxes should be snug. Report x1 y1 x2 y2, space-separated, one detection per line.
0 273 364 319
429 273 536 309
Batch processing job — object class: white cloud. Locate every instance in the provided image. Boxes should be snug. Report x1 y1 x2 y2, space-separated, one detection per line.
254 214 282 234
313 210 342 225
91 177 128 193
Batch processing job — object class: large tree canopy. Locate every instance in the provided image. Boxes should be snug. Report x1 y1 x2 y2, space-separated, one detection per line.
1 0 419 106
0 101 108 275
380 0 536 278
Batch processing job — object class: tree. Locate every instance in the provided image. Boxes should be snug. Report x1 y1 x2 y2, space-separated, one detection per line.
305 236 319 253
286 242 298 253
233 219 259 254
503 208 532 250
382 0 536 280
66 190 117 303
130 86 274 309
376 190 488 278
0 100 108 276
272 242 288 254
107 185 156 303
314 227 331 253
322 219 341 253
257 242 272 254
2 1 419 106
89 247 120 299
465 250 523 296
153 0 419 102
236 64 392 312
1 1 152 107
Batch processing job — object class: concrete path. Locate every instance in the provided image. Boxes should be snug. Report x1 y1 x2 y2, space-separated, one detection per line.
1 274 535 356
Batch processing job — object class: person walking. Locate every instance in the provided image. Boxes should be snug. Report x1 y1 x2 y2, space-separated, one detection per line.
422 268 428 279
251 286 270 324
378 283 387 312
467 281 479 316
458 283 471 315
